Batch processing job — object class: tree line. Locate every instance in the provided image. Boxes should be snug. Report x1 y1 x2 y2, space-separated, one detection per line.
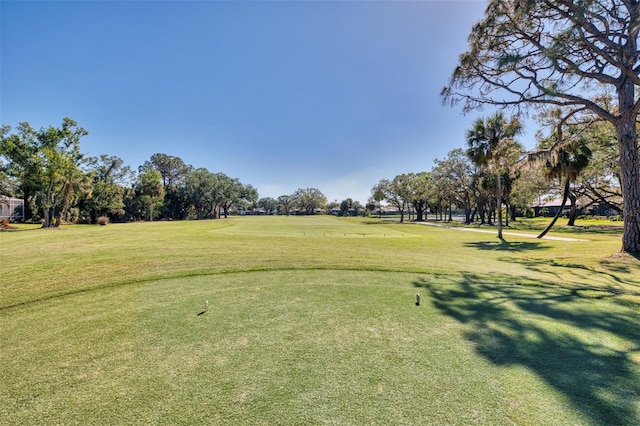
369 109 626 239
0 119 333 225
0 109 627 234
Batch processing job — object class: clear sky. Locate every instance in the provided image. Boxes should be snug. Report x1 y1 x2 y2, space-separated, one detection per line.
1 0 532 203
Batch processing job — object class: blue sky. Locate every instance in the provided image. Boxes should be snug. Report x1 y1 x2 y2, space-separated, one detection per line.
1 0 532 203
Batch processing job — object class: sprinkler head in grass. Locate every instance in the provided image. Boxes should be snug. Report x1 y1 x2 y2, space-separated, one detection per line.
415 294 421 306
205 300 209 311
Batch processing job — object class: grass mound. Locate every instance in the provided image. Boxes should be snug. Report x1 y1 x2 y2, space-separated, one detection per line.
4 270 638 424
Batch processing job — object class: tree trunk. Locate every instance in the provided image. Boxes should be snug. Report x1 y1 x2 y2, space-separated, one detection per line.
464 199 472 224
487 203 494 226
504 200 509 227
538 176 570 239
567 191 578 226
496 172 503 238
42 204 55 228
617 82 640 254
55 182 73 227
22 187 33 221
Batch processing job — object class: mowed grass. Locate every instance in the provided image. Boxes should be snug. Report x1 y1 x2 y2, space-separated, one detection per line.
1 216 639 424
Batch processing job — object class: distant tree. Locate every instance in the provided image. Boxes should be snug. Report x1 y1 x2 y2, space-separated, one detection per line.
277 194 294 216
292 187 327 215
404 172 431 222
365 198 378 217
466 113 523 239
182 168 220 219
54 156 92 226
370 182 386 218
471 170 496 224
509 166 550 220
373 177 408 222
240 184 258 213
144 153 191 219
340 198 353 216
146 153 190 189
326 200 340 215
258 197 278 215
443 0 640 253
136 167 164 221
469 170 495 225
372 177 410 222
217 175 256 218
352 200 363 216
83 155 133 222
432 149 475 223
372 179 391 216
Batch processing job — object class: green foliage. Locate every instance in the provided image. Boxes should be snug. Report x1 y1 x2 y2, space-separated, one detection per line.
146 153 190 189
257 197 278 215
83 155 132 221
277 194 294 215
292 187 327 215
135 168 164 221
444 0 640 253
1 118 90 226
432 149 475 222
467 112 523 236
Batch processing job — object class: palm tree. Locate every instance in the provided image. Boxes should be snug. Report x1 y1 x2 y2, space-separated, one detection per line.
531 131 592 239
466 112 523 239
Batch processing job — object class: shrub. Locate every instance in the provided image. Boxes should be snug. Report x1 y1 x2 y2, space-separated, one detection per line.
97 216 109 226
66 208 80 224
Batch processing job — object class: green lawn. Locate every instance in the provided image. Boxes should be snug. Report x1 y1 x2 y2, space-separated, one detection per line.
1 216 639 424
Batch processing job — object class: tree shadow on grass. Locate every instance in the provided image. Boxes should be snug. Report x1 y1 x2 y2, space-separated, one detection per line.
414 274 640 425
494 253 640 300
463 240 549 252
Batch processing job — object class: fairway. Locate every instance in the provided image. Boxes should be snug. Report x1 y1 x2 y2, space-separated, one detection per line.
1 216 639 424
211 215 415 238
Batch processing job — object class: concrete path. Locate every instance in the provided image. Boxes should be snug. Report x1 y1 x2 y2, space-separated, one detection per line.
412 221 588 242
